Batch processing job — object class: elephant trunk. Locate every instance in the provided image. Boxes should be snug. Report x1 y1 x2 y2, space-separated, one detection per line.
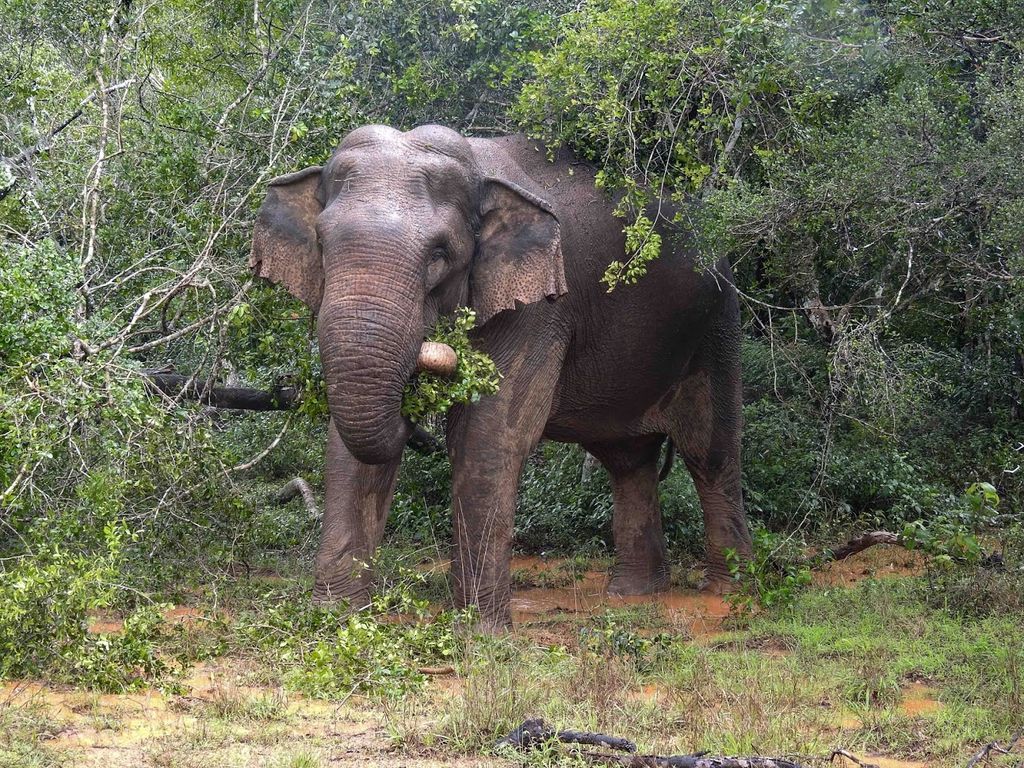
317 278 421 465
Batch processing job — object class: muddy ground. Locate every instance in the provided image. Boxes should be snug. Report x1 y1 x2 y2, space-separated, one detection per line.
3 546 1015 768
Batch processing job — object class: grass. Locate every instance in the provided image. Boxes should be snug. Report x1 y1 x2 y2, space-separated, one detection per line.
2 547 1023 767
0 702 66 768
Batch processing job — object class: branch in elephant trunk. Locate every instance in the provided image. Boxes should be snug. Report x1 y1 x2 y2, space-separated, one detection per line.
141 370 444 456
275 477 319 518
416 341 458 377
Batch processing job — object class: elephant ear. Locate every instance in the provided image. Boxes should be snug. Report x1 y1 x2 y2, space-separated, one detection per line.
470 178 568 325
250 166 325 313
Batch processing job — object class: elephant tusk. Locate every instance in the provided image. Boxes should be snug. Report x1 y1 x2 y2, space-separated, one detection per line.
416 341 458 377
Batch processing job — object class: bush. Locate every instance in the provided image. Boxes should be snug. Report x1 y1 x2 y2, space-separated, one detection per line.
0 522 168 691
389 445 453 545
235 570 468 699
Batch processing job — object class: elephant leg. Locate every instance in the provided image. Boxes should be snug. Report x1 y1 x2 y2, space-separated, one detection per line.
586 436 671 596
671 327 752 592
313 418 401 605
447 335 564 630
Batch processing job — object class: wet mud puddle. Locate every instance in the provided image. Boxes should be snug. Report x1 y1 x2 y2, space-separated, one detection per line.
507 556 731 637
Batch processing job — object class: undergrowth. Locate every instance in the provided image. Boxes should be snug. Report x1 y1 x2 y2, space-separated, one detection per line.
0 522 169 692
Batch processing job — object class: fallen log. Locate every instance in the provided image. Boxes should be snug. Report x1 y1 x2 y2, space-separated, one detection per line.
496 718 637 754
141 370 444 456
144 371 298 411
498 720 1024 768
816 531 902 564
495 719 809 768
573 755 806 767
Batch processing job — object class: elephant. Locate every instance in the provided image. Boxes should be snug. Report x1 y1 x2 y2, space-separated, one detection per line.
250 124 752 628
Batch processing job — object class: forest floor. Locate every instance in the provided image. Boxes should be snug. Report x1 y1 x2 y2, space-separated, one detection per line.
2 546 1022 768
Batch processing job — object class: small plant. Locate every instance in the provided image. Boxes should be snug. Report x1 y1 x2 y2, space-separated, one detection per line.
401 307 501 421
578 615 670 672
900 483 997 569
236 571 468 700
725 526 812 612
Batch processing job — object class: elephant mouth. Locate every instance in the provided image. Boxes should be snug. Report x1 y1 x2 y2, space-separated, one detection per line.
415 341 457 377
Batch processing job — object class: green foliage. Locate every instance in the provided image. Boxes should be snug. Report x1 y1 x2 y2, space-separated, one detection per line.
601 212 663 291
902 483 1001 569
0 239 77 364
401 308 501 421
235 571 468 699
0 522 168 691
520 0 1022 528
0 0 564 695
1 0 1022 702
725 525 812 611
515 443 614 553
935 525 1024 619
391 439 706 558
578 614 670 673
389 444 453 544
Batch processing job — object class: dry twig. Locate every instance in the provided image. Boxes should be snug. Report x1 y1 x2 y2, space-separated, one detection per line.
965 730 1023 767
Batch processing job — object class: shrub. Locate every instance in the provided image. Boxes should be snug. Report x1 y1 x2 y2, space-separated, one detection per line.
726 524 812 611
515 443 613 554
0 522 168 691
388 445 453 545
235 569 468 699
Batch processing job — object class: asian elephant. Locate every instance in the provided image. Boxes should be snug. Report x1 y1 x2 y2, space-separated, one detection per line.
250 124 752 628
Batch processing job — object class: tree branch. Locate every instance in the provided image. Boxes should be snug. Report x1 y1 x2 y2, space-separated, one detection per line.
496 719 809 768
0 78 137 202
143 371 299 410
140 370 445 456
816 531 903 564
275 477 318 517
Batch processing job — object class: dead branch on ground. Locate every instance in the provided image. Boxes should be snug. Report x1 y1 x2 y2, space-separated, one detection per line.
965 729 1023 767
814 530 903 565
275 477 318 518
830 749 880 767
497 720 1024 768
495 719 809 767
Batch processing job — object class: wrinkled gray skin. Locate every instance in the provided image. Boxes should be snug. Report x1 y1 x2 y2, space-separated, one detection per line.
251 124 752 629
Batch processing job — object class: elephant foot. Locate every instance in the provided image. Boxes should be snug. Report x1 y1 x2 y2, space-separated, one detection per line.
312 581 372 609
697 564 738 595
607 568 671 596
472 612 513 635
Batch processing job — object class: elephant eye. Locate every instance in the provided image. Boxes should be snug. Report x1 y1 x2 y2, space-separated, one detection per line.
426 247 449 288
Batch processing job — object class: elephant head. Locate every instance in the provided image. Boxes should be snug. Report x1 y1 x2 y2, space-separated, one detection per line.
251 125 568 464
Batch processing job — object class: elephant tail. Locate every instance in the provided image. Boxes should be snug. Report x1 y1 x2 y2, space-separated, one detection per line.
658 439 675 483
